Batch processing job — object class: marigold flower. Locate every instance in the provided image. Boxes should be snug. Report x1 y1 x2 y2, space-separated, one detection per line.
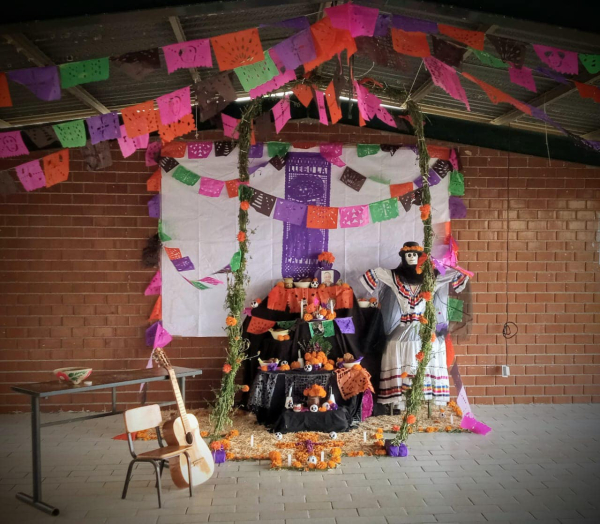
228 429 240 438
400 371 408 379
426 427 434 433
316 461 328 470
210 441 222 451
292 461 303 468
328 460 337 468
241 385 250 393
237 231 246 242
374 450 387 456
317 251 335 264
416 351 424 362
445 426 453 432
225 316 237 326
420 291 432 301
200 431 209 437
226 452 235 460
407 414 416 425
431 334 436 342
419 316 428 325
392 425 400 432
240 201 250 211
221 439 231 450
331 447 342 457
420 204 431 221
223 363 232 373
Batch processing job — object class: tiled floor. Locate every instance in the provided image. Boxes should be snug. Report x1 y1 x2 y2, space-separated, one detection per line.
0 404 599 523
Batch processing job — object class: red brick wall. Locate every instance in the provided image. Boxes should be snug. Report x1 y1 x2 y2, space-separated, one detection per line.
1 121 599 413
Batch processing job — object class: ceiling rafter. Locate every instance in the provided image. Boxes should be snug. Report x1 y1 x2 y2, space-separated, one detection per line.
410 24 497 103
168 15 201 84
490 72 600 126
3 33 110 116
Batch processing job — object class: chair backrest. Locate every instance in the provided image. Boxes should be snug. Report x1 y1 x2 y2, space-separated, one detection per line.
124 404 162 434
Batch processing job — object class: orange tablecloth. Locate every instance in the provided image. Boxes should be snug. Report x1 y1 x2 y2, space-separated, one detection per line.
267 284 354 313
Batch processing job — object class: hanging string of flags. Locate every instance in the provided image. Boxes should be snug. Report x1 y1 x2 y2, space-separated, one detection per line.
2 7 598 195
151 146 466 230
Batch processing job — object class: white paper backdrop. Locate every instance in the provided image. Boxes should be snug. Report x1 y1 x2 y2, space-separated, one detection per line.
161 145 450 336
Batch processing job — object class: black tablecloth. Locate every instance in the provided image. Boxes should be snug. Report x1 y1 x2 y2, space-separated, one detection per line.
273 406 354 433
247 369 361 426
242 293 387 394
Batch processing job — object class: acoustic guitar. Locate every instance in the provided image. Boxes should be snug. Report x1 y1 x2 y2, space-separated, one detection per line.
153 348 215 488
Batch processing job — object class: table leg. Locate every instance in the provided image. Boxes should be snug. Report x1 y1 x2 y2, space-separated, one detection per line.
15 396 59 516
112 387 117 413
178 376 186 406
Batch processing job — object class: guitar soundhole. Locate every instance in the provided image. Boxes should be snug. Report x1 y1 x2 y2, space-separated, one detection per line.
186 432 194 445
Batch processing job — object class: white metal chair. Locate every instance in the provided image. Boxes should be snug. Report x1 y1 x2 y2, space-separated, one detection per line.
121 404 193 508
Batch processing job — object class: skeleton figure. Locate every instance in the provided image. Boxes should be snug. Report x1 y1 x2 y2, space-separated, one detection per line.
360 241 469 408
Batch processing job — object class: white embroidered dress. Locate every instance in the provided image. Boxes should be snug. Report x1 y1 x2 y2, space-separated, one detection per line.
360 267 468 406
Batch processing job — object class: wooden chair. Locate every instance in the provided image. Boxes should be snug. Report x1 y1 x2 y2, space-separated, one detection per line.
121 404 193 508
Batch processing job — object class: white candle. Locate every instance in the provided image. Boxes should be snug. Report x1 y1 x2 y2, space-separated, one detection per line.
320 451 324 462
288 454 292 467
363 431 367 442
250 435 254 447
450 414 454 425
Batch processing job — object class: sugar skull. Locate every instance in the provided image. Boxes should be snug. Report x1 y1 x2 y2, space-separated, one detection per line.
370 300 378 308
304 364 313 372
274 432 283 440
329 431 337 440
322 402 330 410
251 299 261 308
308 455 318 464
310 279 319 288
280 360 288 366
309 404 319 413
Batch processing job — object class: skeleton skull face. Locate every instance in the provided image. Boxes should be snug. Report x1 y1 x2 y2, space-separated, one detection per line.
304 364 313 372
285 398 294 409
280 361 288 366
329 431 337 440
251 300 260 308
405 252 419 265
310 279 319 288
370 300 378 308
322 402 330 410
309 404 319 413
308 455 318 464
274 432 283 440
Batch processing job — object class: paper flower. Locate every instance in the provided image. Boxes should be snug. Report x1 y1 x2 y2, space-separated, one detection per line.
416 351 424 362
392 425 400 432
237 231 246 242
241 385 249 392
240 200 250 210
223 363 232 373
400 371 408 379
420 204 431 220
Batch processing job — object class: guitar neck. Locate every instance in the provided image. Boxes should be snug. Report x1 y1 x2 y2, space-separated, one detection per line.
168 370 189 433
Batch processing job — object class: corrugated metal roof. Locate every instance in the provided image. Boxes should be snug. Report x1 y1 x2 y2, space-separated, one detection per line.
0 0 598 140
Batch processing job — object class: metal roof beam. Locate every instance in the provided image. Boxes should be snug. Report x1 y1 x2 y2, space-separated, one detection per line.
3 33 110 116
490 72 600 126
168 15 201 84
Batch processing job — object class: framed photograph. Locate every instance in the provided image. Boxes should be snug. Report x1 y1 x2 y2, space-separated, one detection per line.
320 270 335 286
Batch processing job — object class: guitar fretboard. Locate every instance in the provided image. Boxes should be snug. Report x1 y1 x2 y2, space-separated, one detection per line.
168 369 189 434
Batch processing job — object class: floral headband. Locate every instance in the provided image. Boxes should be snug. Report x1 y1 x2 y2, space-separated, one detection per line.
400 245 424 252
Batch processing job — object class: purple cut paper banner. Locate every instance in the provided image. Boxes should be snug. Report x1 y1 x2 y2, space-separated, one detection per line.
449 196 467 219
273 198 307 226
145 142 161 166
16 159 46 191
8 66 61 101
154 322 172 348
172 256 195 272
249 143 263 158
282 153 331 279
145 321 160 347
248 161 269 174
392 14 438 34
536 66 569 85
188 141 213 159
373 14 391 37
144 270 162 295
86 112 122 144
414 169 441 188
273 29 317 72
0 131 29 159
199 177 225 197
148 194 160 218
276 16 310 31
199 276 223 286
334 317 355 334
